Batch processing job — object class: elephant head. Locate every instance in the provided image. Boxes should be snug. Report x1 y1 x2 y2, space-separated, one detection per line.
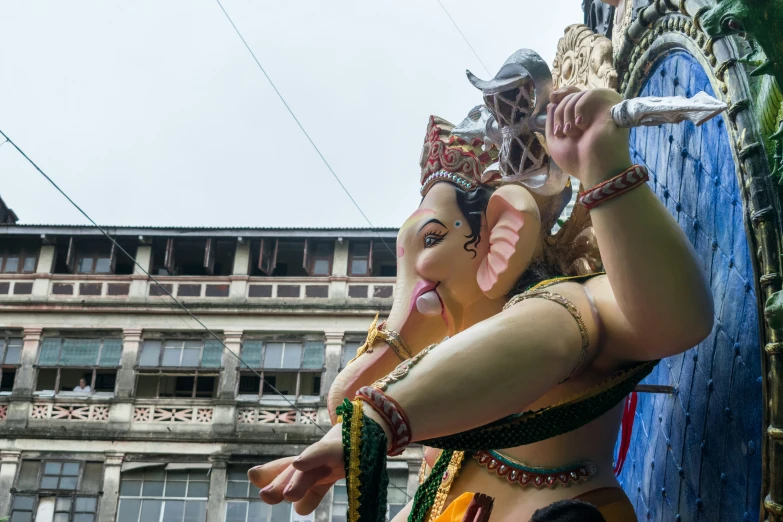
701 0 783 86
327 108 575 421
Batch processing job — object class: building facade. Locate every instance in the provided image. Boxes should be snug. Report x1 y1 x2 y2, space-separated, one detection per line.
0 223 418 522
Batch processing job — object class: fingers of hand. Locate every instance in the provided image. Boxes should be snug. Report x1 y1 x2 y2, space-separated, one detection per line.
294 483 333 516
553 94 573 137
292 437 343 473
565 91 589 134
545 102 556 142
283 467 333 502
549 85 581 104
248 457 296 490
259 464 297 504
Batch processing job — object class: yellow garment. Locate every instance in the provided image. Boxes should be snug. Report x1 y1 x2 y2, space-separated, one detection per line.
430 488 637 522
431 493 476 522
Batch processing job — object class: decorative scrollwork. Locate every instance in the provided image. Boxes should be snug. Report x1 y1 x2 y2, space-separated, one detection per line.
552 24 618 92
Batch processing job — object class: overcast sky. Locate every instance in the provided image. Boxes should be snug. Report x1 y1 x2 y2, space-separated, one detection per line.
1 1 583 228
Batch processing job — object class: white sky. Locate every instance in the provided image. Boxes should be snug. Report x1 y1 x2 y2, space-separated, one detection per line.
0 1 583 228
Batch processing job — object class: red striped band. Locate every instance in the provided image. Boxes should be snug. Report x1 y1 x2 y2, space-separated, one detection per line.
355 386 412 456
578 165 649 210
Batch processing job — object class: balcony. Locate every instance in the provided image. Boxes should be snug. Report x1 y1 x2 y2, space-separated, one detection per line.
0 273 395 309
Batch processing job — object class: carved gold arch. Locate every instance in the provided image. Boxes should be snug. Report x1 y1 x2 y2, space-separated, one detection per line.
551 23 619 92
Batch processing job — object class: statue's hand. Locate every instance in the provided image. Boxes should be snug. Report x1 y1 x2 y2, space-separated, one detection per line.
545 86 633 188
248 424 345 515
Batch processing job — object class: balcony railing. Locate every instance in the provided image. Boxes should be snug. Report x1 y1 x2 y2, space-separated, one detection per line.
0 273 395 306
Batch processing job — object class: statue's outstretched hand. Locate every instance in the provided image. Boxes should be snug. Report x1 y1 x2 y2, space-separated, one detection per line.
545 86 633 187
248 423 345 515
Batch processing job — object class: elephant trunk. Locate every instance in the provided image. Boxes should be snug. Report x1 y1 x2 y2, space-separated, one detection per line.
326 275 447 423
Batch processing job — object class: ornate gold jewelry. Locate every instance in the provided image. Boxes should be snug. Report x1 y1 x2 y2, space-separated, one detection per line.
372 343 437 391
418 457 428 485
427 450 466 522
347 313 413 366
504 290 590 382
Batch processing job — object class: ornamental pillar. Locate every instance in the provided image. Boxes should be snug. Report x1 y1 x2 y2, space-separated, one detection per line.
206 456 228 522
97 453 124 522
322 331 345 398
0 451 21 516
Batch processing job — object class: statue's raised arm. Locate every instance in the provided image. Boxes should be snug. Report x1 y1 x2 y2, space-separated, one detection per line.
249 49 715 522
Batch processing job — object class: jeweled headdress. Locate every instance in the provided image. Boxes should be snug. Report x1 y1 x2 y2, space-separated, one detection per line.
419 106 500 196
417 48 603 276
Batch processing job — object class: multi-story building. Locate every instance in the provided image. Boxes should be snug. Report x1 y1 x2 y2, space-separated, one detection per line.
0 217 418 522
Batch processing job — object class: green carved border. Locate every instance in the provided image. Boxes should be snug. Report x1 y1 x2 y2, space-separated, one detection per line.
612 1 783 520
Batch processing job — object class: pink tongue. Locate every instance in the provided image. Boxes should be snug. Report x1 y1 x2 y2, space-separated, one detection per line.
416 290 442 316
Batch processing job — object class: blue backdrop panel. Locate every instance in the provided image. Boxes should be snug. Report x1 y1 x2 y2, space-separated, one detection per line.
617 50 763 522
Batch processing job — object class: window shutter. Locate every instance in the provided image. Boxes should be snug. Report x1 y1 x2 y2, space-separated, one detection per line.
204 239 215 275
368 240 374 275
258 239 279 276
66 237 76 273
303 239 311 275
302 341 325 369
201 339 223 368
164 238 176 274
109 242 117 273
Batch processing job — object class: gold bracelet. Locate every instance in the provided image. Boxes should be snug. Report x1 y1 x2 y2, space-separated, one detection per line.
504 290 590 382
346 313 413 366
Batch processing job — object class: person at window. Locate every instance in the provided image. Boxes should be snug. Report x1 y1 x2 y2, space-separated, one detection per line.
73 378 91 393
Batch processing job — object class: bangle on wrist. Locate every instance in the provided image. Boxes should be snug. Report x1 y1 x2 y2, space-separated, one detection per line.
355 386 412 456
579 165 649 210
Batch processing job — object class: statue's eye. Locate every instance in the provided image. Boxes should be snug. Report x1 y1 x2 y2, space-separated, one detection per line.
423 232 446 248
725 18 744 32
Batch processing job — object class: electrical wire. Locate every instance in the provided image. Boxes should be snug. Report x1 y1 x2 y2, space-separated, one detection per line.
214 0 396 259
0 128 414 506
434 0 492 77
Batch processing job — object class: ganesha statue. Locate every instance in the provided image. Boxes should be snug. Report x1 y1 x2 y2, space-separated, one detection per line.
247 48 715 522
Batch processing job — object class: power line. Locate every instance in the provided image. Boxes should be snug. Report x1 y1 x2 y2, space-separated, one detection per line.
434 0 492 77
214 0 396 258
1 128 413 506
0 128 317 425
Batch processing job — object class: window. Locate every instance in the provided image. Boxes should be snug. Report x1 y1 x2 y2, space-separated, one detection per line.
0 335 22 392
238 340 324 400
10 496 35 522
151 238 235 276
331 469 407 522
348 242 371 276
12 459 103 522
1 240 38 273
225 465 293 522
36 337 122 395
340 341 362 370
136 339 222 399
118 468 208 522
41 462 81 490
305 241 333 276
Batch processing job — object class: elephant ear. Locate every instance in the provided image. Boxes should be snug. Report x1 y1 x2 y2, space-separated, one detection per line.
477 185 541 299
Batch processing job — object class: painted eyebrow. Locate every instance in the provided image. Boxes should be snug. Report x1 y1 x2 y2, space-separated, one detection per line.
418 218 447 233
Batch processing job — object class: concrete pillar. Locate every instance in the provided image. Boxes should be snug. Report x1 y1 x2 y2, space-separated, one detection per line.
133 246 153 275
130 246 152 299
116 329 142 399
32 244 56 296
218 331 242 400
332 240 349 277
13 327 42 397
322 331 344 398
232 241 250 276
406 459 421 499
314 489 332 522
36 244 56 273
206 456 228 522
0 451 21 516
97 452 124 522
